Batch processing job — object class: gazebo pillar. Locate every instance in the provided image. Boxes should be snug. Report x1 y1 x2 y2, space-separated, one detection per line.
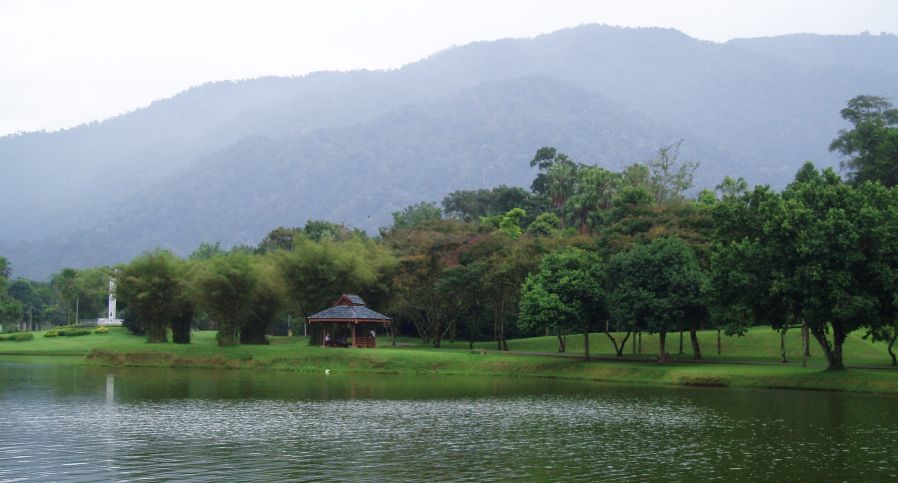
351 324 356 348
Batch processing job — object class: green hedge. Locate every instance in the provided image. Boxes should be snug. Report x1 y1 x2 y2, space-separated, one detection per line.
44 331 59 337
57 328 91 337
0 332 34 342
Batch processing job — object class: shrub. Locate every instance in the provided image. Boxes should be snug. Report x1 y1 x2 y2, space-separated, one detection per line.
44 331 59 337
0 333 35 342
57 328 91 337
95 326 110 334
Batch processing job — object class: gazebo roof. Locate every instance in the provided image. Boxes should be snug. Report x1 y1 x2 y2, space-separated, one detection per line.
308 299 392 324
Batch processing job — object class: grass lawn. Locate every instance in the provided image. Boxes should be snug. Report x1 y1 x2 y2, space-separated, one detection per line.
425 326 895 367
1 326 896 395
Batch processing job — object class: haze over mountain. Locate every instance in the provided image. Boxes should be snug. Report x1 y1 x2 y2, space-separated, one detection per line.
1 25 896 279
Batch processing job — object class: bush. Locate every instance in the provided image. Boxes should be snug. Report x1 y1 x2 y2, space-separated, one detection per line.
95 326 109 334
44 331 59 337
0 333 34 342
57 328 91 337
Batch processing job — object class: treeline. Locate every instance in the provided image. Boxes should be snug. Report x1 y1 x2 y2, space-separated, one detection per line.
1 95 897 370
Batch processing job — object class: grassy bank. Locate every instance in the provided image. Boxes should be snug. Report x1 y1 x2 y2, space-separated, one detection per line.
1 327 896 395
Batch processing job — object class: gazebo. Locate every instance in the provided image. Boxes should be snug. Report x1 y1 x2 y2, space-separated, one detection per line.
307 294 391 348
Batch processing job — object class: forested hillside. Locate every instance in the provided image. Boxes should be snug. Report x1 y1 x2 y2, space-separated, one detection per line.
1 25 896 278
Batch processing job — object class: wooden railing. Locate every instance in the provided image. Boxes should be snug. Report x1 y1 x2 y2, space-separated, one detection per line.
354 336 377 348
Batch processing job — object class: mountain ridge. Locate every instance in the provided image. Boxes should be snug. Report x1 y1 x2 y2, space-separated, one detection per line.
2 24 896 279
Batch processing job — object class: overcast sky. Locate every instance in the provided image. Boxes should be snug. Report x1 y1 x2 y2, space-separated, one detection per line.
1 0 896 137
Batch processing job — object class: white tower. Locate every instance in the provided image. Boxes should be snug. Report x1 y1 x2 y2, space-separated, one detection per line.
97 273 123 326
107 279 117 320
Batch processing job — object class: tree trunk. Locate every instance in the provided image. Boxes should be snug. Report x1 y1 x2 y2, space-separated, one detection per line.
583 332 590 361
638 331 642 354
831 324 845 371
802 322 811 357
779 326 788 363
171 313 192 344
605 331 631 357
433 321 443 348
557 331 566 353
801 323 808 367
217 321 239 346
888 333 897 366
146 323 167 343
811 324 844 370
240 323 270 345
658 331 667 363
632 331 637 354
689 327 701 360
717 328 721 355
678 330 684 354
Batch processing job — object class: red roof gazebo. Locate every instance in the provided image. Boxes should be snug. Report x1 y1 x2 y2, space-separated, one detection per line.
307 294 391 348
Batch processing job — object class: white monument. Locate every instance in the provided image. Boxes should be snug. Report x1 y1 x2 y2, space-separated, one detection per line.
97 276 123 326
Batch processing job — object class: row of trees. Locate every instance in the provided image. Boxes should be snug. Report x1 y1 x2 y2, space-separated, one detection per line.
2 95 896 369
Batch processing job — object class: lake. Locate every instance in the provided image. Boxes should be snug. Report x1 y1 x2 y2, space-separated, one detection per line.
1 360 896 481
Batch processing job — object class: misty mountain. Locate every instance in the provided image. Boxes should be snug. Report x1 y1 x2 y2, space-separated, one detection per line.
727 32 898 76
2 25 896 279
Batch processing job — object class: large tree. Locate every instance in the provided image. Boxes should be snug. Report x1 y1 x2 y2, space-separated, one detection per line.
192 251 258 346
519 248 605 360
118 250 194 343
606 237 706 363
723 164 898 370
830 95 898 187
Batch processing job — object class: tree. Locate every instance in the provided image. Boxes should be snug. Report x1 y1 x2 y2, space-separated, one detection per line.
519 248 605 360
257 226 302 253
715 176 749 199
192 252 258 346
6 279 39 330
736 164 898 370
529 147 579 227
526 212 561 236
389 202 443 231
188 242 226 261
499 208 526 239
710 186 787 355
240 255 287 345
567 165 619 234
647 141 699 203
302 220 358 242
277 237 394 318
442 186 537 222
50 268 80 324
830 95 898 187
118 250 194 343
606 237 706 363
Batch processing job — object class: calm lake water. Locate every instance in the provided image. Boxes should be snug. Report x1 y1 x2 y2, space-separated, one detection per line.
1 360 896 482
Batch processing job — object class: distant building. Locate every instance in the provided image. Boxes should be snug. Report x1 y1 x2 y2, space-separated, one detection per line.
97 278 123 326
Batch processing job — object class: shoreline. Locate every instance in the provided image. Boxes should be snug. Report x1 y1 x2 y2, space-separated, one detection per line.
1 327 896 396
3 347 896 396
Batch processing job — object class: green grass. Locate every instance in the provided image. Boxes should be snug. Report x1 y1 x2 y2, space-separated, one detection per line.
428 326 894 367
1 326 896 395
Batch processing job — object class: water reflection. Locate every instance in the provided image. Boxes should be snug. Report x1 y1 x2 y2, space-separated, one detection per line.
0 361 896 482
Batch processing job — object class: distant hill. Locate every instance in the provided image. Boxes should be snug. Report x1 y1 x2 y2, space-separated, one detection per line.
727 32 898 76
2 25 897 279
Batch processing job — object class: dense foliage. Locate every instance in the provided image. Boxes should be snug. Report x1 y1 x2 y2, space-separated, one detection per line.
2 96 897 369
